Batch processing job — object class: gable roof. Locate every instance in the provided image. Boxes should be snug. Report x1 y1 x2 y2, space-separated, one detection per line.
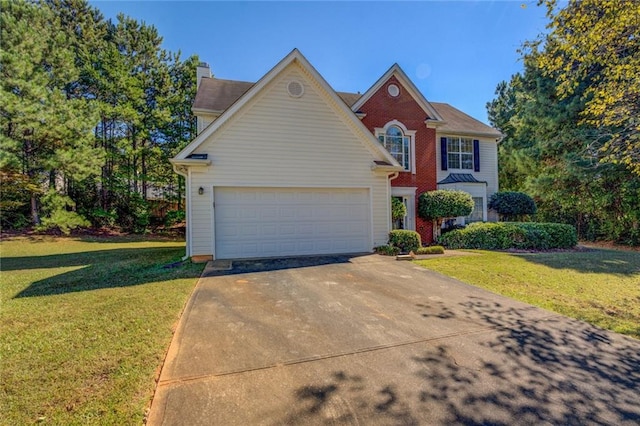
174 49 401 168
350 63 444 122
189 65 502 141
192 78 362 112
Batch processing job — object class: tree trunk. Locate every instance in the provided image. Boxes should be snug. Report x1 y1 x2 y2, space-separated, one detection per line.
433 219 443 242
31 193 40 225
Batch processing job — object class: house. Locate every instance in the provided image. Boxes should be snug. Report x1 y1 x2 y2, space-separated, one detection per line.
171 49 502 261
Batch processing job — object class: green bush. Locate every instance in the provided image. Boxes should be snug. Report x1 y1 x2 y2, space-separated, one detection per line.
391 197 407 221
388 230 421 253
374 245 400 256
36 190 90 235
418 190 474 240
418 190 474 221
488 191 537 221
88 208 117 228
164 209 186 227
439 222 577 250
416 245 445 255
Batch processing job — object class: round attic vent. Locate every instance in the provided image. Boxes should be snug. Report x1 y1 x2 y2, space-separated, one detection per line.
387 84 400 97
287 80 304 98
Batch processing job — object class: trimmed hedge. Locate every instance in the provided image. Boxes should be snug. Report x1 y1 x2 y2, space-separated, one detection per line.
439 222 577 250
416 245 445 255
388 230 421 253
374 245 400 256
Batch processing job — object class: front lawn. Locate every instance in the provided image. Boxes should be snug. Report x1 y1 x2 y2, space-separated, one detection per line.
0 236 203 425
414 248 640 339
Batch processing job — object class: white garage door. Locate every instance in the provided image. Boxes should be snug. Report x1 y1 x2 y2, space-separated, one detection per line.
214 187 371 259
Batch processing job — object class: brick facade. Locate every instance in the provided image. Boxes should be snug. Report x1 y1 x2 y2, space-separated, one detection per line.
359 76 437 244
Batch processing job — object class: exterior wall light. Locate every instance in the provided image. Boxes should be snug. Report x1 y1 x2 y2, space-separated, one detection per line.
198 187 204 195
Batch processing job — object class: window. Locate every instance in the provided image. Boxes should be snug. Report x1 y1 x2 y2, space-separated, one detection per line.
466 197 484 223
447 137 474 170
378 125 410 170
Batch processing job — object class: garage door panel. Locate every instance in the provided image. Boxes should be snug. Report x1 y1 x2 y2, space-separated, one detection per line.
214 187 371 259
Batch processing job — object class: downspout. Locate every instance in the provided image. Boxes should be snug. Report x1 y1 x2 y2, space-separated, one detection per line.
172 164 191 261
388 172 399 234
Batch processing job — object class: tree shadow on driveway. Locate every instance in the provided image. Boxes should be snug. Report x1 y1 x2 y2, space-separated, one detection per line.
282 296 640 425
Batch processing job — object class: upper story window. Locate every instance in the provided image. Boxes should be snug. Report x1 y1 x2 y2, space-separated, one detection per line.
447 137 474 170
377 124 411 171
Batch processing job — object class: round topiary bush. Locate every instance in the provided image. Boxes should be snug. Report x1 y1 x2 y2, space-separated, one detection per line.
488 191 537 221
388 229 422 253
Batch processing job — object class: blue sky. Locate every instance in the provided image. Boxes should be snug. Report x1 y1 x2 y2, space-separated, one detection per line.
90 1 551 124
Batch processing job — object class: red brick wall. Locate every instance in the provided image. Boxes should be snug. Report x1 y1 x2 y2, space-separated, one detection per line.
359 76 437 244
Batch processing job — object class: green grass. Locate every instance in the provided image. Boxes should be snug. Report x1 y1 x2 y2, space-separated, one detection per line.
414 249 640 339
0 236 204 425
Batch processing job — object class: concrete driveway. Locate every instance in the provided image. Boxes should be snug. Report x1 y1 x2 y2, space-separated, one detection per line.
148 254 640 425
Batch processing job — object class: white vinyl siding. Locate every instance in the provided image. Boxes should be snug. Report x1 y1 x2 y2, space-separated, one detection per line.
187 63 391 257
466 197 484 223
436 135 499 223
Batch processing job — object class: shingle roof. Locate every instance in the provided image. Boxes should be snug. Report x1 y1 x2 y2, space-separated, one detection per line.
192 77 254 111
193 78 501 138
430 102 502 138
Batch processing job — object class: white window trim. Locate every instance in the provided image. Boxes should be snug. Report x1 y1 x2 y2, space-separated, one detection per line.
375 120 417 174
444 135 474 171
391 186 417 231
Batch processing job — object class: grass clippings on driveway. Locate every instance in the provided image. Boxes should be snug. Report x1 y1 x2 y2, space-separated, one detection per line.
414 248 640 339
0 236 203 425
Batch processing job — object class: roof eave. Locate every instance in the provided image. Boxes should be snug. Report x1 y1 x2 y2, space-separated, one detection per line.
372 163 404 172
169 158 211 167
192 107 223 115
437 130 504 139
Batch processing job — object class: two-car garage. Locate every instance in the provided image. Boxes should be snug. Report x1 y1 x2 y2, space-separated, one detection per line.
213 187 372 260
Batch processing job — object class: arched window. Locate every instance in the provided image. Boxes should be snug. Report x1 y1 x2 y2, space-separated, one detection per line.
377 125 410 170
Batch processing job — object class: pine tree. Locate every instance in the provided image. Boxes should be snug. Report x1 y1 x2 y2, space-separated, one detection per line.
0 0 101 227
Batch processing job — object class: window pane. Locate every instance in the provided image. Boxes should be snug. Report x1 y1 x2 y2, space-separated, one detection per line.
448 153 460 169
381 125 411 171
461 153 473 169
386 126 402 137
461 138 473 153
447 137 459 153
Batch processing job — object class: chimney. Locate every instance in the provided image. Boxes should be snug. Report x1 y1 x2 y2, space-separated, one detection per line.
196 62 211 89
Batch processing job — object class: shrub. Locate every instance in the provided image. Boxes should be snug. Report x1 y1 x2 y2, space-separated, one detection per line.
488 191 537 221
391 197 407 221
88 208 117 228
164 209 186 227
374 245 400 256
418 190 474 240
115 192 150 233
36 190 90 235
388 230 421 253
439 222 577 250
416 245 445 255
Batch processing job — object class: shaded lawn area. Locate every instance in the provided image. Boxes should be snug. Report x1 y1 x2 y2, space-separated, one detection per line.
0 236 204 425
414 249 640 339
